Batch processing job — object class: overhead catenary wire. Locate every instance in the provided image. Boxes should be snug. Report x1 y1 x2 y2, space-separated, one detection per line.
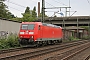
5 0 25 12
5 0 38 12
8 6 23 12
6 0 26 8
5 0 77 17
45 1 55 7
53 0 68 6
44 0 71 17
6 0 68 12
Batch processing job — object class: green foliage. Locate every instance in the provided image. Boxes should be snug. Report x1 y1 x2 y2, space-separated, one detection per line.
0 34 20 49
32 6 37 18
68 36 74 41
0 0 15 19
0 39 10 49
7 33 19 47
38 13 48 17
0 0 5 1
11 6 38 22
54 15 57 17
21 6 37 22
11 17 22 22
22 13 35 22
81 26 90 37
80 26 89 31
25 7 30 14
38 8 48 17
68 36 80 41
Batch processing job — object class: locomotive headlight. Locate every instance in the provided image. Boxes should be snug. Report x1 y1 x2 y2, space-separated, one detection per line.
31 36 33 38
29 32 34 34
20 32 24 34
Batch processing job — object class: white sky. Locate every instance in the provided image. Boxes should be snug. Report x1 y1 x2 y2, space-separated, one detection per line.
4 0 90 17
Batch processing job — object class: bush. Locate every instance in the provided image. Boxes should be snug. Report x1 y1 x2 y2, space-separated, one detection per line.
0 39 10 49
0 33 20 49
7 33 20 47
68 36 74 41
68 36 80 41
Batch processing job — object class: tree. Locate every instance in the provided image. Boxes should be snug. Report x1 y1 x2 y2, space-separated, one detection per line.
54 15 57 17
32 6 37 18
7 11 15 18
38 13 48 17
21 6 37 22
0 0 15 19
25 7 30 14
22 7 31 22
22 13 34 22
0 0 7 18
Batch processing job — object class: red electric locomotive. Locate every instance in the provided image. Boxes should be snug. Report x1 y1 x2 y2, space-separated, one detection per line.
18 22 63 46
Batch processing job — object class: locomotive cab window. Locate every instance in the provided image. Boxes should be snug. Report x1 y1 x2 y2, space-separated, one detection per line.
28 24 35 30
21 24 35 30
21 24 28 30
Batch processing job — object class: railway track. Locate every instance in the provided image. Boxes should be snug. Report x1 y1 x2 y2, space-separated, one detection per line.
0 40 87 54
0 45 33 54
0 40 89 60
43 40 90 60
60 44 90 60
85 55 90 60
0 47 24 54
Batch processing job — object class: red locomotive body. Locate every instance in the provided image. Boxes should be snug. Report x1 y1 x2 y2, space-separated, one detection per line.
18 22 63 46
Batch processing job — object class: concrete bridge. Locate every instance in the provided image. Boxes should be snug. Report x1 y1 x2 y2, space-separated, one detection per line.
38 16 90 27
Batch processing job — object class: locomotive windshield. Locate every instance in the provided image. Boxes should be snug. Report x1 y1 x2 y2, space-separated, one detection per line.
21 24 35 30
